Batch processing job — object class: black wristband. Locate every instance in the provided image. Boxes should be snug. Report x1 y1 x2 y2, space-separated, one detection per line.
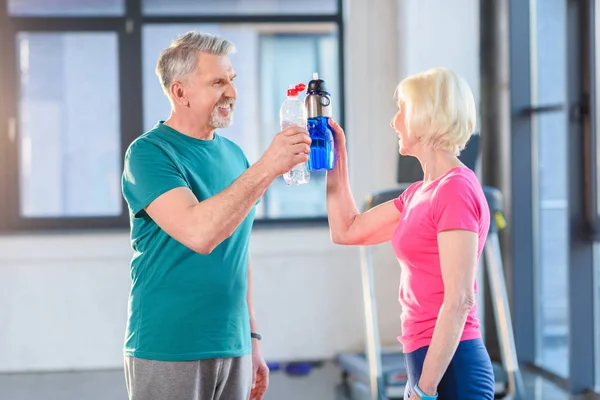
251 332 262 340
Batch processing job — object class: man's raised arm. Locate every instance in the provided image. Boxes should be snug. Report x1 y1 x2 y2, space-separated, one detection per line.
144 126 310 254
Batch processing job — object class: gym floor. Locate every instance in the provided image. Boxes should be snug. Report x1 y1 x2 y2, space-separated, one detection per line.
0 361 586 400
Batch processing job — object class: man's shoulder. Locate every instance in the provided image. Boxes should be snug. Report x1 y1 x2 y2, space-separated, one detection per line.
217 134 244 152
216 134 249 162
126 127 171 158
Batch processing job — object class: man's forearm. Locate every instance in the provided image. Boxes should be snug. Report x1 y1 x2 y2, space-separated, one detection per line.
190 161 274 253
418 302 470 394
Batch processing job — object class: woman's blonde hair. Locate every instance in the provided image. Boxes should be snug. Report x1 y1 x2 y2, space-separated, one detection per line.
395 67 476 155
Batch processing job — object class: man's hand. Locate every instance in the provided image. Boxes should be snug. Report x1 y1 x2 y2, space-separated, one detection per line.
250 340 269 400
257 125 311 178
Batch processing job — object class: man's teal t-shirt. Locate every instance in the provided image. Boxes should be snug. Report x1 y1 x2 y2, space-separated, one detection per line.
121 121 255 361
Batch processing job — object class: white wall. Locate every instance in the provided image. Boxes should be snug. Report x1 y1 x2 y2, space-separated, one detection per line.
0 0 480 373
399 0 481 112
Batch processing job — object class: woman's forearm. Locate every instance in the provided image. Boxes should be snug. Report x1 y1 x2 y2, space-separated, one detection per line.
326 151 360 244
417 299 472 395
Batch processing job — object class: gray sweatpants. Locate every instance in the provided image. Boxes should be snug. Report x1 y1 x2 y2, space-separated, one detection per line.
124 355 252 400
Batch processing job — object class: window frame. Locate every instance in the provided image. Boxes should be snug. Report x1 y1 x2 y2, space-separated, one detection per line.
0 2 9 233
589 0 600 242
0 0 346 232
508 0 599 395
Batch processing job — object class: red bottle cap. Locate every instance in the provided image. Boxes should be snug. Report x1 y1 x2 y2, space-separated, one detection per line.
287 83 306 97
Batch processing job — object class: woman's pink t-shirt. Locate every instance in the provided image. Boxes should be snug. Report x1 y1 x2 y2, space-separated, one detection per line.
392 167 490 353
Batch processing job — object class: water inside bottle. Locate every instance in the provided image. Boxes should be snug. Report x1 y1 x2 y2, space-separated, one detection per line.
283 168 310 186
281 121 310 185
307 116 335 171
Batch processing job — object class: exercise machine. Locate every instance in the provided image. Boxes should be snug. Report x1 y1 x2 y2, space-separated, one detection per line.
335 137 525 400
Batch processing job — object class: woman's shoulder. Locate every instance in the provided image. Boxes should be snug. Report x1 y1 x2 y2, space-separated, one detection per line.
402 181 424 198
437 167 481 193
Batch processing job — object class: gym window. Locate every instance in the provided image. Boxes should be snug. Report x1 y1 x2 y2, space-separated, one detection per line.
0 0 345 232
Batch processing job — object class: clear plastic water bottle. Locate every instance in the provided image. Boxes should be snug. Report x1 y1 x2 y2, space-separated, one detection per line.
280 83 310 185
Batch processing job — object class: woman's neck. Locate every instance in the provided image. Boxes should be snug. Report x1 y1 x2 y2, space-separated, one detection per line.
416 147 464 185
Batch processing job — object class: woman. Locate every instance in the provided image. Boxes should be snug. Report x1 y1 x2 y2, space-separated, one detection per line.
326 67 495 400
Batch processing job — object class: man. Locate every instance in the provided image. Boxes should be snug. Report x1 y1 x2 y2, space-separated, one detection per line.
121 31 311 400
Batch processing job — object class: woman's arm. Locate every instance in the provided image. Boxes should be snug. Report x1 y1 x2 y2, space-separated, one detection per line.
415 229 479 396
326 119 401 246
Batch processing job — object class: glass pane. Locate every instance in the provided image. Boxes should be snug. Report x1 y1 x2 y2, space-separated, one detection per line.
531 0 569 378
142 0 336 16
8 0 124 16
142 24 340 219
17 32 122 218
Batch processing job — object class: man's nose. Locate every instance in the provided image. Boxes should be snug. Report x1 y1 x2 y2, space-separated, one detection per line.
225 82 237 99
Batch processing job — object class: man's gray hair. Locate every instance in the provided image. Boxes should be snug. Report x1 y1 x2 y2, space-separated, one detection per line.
156 31 236 96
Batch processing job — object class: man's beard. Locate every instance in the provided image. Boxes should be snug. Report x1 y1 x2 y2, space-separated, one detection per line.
209 98 235 129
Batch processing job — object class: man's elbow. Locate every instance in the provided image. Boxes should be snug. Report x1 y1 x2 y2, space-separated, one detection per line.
190 230 235 255
187 232 218 255
194 242 216 255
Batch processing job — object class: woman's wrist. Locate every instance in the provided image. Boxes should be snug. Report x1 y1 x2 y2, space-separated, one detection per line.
416 380 437 396
415 381 438 399
326 154 349 188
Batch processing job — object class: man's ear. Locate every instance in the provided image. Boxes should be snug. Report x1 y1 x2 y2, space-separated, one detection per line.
169 81 189 107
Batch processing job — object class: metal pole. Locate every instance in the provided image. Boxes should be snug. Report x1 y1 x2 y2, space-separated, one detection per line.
485 231 526 399
479 0 513 362
359 245 386 400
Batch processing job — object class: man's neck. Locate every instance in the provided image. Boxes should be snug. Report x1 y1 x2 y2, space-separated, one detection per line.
164 112 215 140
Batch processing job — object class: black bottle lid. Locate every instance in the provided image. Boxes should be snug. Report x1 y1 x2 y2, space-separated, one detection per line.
307 72 329 94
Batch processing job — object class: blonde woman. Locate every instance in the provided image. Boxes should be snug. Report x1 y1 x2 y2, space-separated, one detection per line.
326 68 495 399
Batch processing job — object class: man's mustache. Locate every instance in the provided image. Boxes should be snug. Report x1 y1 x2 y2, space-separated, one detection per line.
215 98 235 110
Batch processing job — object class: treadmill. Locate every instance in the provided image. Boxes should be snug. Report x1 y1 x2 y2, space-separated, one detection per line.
335 136 525 400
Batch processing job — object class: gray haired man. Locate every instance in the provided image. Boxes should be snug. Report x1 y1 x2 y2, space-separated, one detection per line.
121 31 311 400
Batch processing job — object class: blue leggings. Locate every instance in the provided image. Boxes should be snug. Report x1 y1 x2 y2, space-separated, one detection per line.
404 338 495 400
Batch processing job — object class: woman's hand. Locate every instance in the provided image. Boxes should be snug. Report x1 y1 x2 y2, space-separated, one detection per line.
328 118 347 169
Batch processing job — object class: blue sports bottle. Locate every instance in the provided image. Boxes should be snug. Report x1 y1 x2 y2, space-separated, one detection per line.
304 73 335 171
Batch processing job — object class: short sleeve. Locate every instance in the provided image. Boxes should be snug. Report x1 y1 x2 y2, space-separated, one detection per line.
394 194 405 213
122 139 188 217
393 182 420 213
432 176 481 233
